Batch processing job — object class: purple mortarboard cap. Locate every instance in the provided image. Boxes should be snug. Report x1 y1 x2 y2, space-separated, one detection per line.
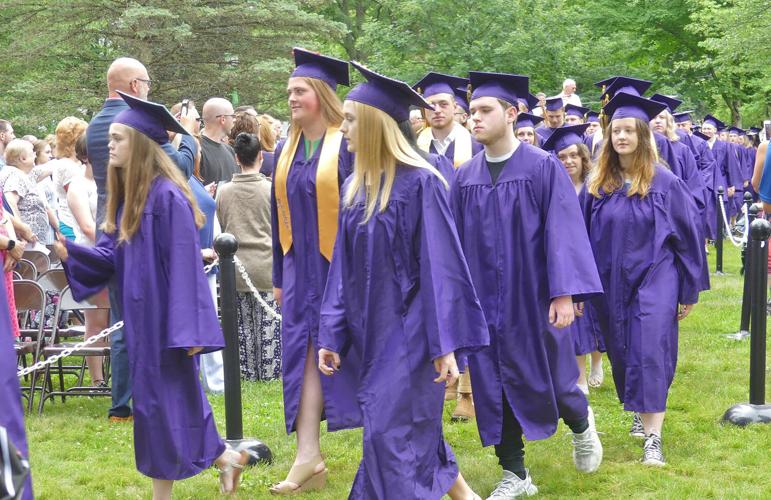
650 94 682 113
453 86 470 113
515 112 543 129
542 123 591 153
291 47 349 90
113 91 188 145
565 103 589 118
727 126 743 136
604 92 667 122
545 97 564 111
703 114 725 130
693 130 710 141
594 76 620 89
601 76 652 100
414 72 468 99
749 127 761 135
347 61 432 122
586 111 600 123
516 93 540 111
469 72 529 107
738 129 747 137
673 111 693 123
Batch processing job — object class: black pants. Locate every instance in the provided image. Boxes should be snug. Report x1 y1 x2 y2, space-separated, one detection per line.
494 393 588 475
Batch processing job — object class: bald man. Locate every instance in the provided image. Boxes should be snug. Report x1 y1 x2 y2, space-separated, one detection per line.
199 97 238 184
86 56 197 423
558 78 582 107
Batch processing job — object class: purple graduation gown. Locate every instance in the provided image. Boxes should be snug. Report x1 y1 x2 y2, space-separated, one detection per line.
428 136 484 166
709 139 743 219
270 134 362 434
0 271 33 499
570 298 605 356
450 143 603 444
319 167 489 499
581 166 703 413
677 129 717 239
536 126 558 142
62 178 226 480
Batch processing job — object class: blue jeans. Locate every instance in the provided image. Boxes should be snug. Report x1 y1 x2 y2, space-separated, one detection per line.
108 281 132 417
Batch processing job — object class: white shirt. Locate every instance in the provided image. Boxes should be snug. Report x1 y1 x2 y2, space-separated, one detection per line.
431 123 460 155
558 92 582 107
485 138 521 163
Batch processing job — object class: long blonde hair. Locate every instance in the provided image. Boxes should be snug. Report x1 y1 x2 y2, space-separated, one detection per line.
344 101 447 221
588 118 656 198
103 125 204 242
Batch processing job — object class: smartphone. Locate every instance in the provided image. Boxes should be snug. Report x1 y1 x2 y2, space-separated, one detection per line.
764 120 771 142
181 99 190 117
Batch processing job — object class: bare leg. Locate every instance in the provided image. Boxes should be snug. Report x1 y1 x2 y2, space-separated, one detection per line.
151 479 173 500
84 309 109 385
640 412 665 435
588 351 604 387
575 354 587 387
447 472 478 500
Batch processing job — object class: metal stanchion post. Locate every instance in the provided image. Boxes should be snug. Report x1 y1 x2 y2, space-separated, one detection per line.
722 219 771 426
214 233 273 464
726 202 757 340
715 186 724 275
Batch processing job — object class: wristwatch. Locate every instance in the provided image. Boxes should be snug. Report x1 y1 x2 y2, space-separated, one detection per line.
6 239 15 251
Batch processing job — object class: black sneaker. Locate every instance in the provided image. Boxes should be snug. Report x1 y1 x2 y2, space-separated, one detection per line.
642 433 665 466
629 413 645 438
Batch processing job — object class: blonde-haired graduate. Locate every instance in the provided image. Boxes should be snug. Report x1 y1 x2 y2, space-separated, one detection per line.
318 61 489 500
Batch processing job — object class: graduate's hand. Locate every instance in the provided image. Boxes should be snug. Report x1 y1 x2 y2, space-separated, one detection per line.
727 186 736 197
53 234 69 262
318 348 340 376
549 295 575 329
273 287 282 306
433 352 459 386
574 302 585 318
187 346 204 356
678 304 695 321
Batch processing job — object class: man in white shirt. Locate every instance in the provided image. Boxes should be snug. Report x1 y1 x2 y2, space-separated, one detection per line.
558 78 582 107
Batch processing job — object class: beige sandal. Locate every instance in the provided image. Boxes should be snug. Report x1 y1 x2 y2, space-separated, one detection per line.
218 449 249 495
269 455 328 495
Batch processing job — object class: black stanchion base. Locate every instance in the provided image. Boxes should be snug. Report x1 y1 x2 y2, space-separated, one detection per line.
721 404 771 426
724 330 750 340
226 438 273 465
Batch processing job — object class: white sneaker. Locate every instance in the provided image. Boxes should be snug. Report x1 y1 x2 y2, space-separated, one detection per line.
629 413 645 438
486 470 538 499
577 383 589 396
642 433 665 466
572 407 603 473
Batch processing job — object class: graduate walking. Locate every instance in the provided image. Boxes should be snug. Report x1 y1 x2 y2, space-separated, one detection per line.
54 93 248 499
318 61 489 500
581 93 704 466
450 72 604 499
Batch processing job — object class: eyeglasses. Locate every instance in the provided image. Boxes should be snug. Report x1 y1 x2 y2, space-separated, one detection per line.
134 78 152 87
216 114 236 119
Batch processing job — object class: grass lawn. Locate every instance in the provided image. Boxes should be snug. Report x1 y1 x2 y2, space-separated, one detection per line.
22 244 771 499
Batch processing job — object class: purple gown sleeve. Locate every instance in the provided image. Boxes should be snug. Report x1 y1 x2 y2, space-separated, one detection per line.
62 233 116 302
318 209 350 354
725 145 743 190
161 193 224 352
419 174 489 361
270 178 283 289
665 179 704 305
541 157 603 302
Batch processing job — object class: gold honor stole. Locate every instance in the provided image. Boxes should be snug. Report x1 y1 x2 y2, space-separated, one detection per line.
274 127 343 261
416 123 473 168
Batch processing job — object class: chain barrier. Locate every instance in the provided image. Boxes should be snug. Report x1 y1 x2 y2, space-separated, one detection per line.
718 193 749 248
203 261 218 274
233 255 282 321
16 321 124 378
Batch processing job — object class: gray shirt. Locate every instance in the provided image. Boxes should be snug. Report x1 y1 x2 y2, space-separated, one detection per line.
200 135 238 184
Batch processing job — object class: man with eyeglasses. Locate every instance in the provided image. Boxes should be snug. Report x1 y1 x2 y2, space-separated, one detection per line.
199 97 239 184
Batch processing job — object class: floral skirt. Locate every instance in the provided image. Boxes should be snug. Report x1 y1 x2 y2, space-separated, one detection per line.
236 290 282 381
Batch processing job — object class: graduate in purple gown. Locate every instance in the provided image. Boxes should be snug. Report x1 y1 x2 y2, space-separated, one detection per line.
414 72 484 167
701 115 743 224
0 234 32 500
54 93 247 499
542 124 607 396
269 48 361 495
318 61 488 500
564 104 589 126
514 112 543 148
451 71 604 497
581 93 704 467
535 96 565 141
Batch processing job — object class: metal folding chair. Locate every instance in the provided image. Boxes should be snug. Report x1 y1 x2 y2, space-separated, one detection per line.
22 250 50 275
14 259 36 280
12 280 47 412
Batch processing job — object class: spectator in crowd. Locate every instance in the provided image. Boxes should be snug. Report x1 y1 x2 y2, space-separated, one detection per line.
0 119 16 167
200 98 238 184
558 78 582 106
50 116 88 241
31 139 57 241
532 92 547 117
67 135 108 387
235 105 258 117
409 108 426 134
1 139 55 243
258 114 277 177
751 138 770 213
33 138 52 165
21 135 37 143
1 187 24 340
228 112 260 147
217 132 280 381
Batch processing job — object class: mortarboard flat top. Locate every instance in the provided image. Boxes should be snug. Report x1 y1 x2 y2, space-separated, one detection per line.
673 111 693 123
603 92 667 123
469 72 529 107
585 110 600 123
346 61 432 123
601 76 652 100
749 127 761 135
515 112 543 129
114 91 188 145
291 47 350 90
454 86 470 113
702 114 726 130
517 93 540 111
564 103 589 118
727 126 743 135
594 76 620 89
542 123 591 153
650 94 682 113
545 97 564 111
413 72 468 99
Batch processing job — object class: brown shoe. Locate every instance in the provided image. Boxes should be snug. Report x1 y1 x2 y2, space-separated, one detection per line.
108 415 133 423
445 379 458 401
451 394 475 422
270 455 327 495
